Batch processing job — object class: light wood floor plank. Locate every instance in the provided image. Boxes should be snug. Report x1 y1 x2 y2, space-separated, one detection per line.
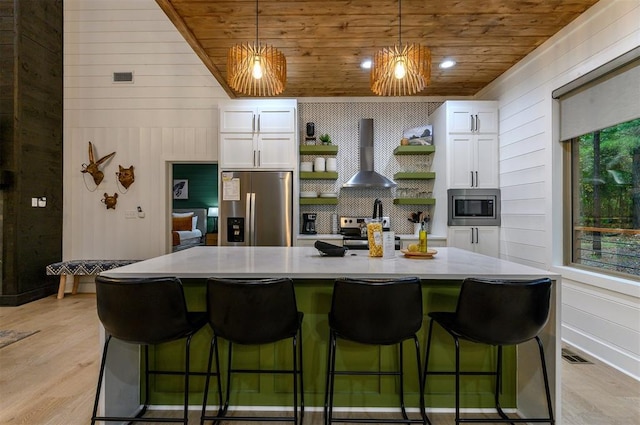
0 294 638 424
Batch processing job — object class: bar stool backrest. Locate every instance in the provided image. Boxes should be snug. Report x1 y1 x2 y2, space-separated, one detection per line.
454 277 552 345
330 277 423 345
206 277 300 344
95 275 195 345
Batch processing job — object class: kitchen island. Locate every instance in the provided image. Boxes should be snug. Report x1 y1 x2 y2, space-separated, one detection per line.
99 246 561 421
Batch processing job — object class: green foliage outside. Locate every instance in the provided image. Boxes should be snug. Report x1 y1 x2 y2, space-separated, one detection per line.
573 118 640 277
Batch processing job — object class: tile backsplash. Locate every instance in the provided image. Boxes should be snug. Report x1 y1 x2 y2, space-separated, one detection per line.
298 101 442 235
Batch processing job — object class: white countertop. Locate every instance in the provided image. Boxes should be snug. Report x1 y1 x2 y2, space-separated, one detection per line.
103 246 558 281
297 233 446 240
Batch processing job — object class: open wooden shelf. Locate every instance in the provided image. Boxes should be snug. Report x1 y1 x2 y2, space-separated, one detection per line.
299 171 339 180
393 145 435 155
393 172 436 180
300 145 338 155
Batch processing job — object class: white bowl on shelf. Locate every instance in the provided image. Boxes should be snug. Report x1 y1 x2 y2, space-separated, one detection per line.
319 192 338 198
300 191 318 198
300 162 313 172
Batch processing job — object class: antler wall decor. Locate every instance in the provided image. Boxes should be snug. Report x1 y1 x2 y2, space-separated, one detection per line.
81 141 116 186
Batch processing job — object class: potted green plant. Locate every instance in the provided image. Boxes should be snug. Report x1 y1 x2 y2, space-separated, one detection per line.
319 133 332 145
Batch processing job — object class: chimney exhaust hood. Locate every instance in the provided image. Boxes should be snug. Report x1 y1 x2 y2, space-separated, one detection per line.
342 118 397 189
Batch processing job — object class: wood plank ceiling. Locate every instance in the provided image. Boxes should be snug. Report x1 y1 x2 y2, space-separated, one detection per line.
156 0 600 98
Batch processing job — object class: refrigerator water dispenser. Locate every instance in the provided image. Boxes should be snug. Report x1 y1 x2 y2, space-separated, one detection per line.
227 217 245 243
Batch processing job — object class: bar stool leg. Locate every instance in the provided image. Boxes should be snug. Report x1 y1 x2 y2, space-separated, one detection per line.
536 336 555 425
201 335 224 425
298 327 305 423
91 335 112 425
454 337 461 425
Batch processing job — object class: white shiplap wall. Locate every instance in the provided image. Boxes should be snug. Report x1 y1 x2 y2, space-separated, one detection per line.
479 0 640 379
63 0 228 264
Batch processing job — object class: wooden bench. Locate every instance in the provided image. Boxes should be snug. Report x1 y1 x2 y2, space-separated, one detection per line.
46 260 139 299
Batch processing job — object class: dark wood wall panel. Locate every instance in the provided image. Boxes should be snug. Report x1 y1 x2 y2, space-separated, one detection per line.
1 0 63 305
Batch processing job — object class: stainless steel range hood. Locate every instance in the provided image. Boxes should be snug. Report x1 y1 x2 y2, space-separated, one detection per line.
342 118 397 188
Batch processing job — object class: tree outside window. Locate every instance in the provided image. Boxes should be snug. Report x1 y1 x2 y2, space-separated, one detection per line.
570 118 640 278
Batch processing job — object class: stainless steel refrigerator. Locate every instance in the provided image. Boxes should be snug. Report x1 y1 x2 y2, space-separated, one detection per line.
219 171 293 246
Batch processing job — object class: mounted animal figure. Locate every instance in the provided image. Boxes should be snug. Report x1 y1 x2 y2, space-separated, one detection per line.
116 165 135 189
81 142 116 186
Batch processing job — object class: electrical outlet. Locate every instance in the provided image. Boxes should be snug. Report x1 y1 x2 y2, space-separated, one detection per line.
125 210 137 219
31 198 38 207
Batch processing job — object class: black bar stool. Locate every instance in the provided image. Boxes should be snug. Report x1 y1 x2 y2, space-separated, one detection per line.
324 277 429 425
91 275 211 424
201 277 304 424
423 277 554 424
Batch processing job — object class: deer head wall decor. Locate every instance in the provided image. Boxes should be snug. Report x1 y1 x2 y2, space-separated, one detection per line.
81 142 116 186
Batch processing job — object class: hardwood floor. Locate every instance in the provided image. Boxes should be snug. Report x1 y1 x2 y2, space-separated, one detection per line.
0 294 638 424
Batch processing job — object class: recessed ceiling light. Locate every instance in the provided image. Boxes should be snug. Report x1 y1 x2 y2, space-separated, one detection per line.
439 59 456 69
361 59 372 69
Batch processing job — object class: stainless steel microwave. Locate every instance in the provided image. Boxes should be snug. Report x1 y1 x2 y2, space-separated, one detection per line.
447 189 501 226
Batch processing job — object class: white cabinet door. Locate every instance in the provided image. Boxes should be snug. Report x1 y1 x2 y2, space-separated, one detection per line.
220 134 256 168
447 101 498 134
220 107 256 133
257 107 295 133
448 226 499 257
448 227 475 252
475 227 500 257
257 134 295 169
473 104 498 133
475 134 499 188
448 135 475 188
447 134 498 188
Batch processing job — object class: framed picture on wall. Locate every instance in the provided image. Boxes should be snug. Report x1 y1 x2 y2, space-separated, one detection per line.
173 179 189 199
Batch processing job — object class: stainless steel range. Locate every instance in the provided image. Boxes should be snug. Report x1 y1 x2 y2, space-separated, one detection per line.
339 216 400 250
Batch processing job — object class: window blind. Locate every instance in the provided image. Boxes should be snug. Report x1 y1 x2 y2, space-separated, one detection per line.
555 51 640 141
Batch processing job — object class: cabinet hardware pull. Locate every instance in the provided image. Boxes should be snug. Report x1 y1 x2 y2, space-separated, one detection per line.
474 114 479 131
252 114 256 133
475 171 478 187
470 171 474 187
257 114 261 132
257 150 261 167
470 115 474 132
253 150 257 167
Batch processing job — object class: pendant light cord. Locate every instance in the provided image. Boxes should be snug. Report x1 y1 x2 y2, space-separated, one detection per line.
398 0 402 46
255 0 259 46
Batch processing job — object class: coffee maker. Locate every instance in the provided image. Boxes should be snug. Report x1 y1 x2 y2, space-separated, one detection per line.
302 213 317 234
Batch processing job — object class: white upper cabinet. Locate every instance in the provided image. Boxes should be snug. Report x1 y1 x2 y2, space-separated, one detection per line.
219 100 297 169
220 106 295 133
432 100 499 189
447 101 498 134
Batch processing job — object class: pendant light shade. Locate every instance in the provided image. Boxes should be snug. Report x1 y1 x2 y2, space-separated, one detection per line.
227 0 286 96
227 42 286 96
370 0 431 96
371 43 431 96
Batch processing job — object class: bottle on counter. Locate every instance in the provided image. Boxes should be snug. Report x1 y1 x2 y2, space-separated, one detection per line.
419 222 428 253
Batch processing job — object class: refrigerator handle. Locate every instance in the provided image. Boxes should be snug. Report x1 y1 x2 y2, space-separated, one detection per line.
245 192 252 245
250 192 256 245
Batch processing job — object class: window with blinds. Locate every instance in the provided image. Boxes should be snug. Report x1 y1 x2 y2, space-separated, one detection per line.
556 50 640 279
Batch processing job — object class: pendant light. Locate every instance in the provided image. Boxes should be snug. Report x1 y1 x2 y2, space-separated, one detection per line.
227 0 286 96
370 0 431 96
